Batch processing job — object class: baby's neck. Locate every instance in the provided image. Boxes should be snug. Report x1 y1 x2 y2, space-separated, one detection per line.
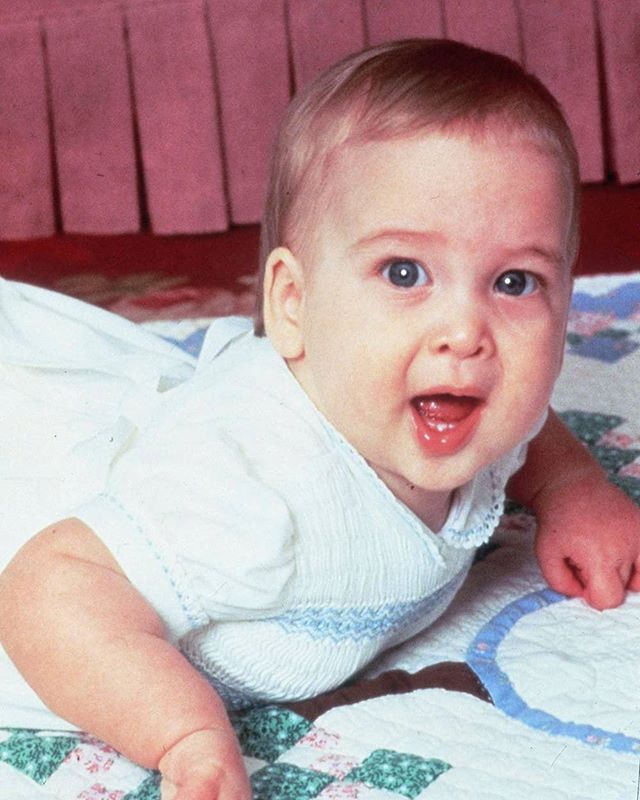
379 472 454 532
405 488 453 533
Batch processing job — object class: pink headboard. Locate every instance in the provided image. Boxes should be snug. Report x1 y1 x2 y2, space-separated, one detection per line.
0 0 637 239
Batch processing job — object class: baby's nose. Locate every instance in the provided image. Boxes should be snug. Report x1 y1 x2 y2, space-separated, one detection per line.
427 303 494 359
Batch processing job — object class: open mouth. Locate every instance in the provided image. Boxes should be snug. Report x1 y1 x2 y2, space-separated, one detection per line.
411 393 484 455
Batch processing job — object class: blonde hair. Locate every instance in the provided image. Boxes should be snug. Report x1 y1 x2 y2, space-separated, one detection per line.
255 38 580 334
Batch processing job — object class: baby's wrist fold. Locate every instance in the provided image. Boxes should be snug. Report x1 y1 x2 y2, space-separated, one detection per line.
528 460 607 517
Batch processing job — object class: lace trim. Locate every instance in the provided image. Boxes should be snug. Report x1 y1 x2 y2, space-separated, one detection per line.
441 466 506 549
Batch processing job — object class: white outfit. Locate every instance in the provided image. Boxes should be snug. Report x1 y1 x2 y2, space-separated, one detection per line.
0 278 195 729
0 284 537 728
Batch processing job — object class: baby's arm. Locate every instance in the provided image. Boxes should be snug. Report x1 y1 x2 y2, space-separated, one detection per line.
0 518 251 800
507 410 640 610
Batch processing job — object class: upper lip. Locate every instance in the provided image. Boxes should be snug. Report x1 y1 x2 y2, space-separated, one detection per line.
411 385 487 401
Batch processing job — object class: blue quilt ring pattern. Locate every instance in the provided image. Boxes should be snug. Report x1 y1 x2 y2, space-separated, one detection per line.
466 588 640 754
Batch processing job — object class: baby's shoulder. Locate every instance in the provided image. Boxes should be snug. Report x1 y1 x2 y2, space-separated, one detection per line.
143 326 334 478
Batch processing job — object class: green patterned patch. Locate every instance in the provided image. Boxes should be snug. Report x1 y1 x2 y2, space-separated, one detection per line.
590 444 640 474
233 706 313 762
123 772 161 800
559 410 625 448
252 762 334 800
345 749 450 798
556 410 640 503
0 729 80 784
611 474 640 504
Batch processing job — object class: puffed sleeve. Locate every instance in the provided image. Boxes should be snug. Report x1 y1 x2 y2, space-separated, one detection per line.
73 398 296 644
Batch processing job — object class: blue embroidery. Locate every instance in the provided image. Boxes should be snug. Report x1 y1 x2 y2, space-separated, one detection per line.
467 589 640 754
101 492 206 630
272 569 466 643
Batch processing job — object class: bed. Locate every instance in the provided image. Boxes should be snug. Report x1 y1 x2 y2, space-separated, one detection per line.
1 271 640 799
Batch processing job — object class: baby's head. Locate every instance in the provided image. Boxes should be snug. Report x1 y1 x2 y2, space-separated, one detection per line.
256 38 579 333
257 39 579 525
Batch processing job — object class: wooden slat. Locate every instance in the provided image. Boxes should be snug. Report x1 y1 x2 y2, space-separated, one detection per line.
598 0 640 184
0 1 105 22
287 0 366 88
126 0 227 234
0 21 54 239
444 0 520 61
364 0 443 44
45 9 139 233
206 0 289 225
0 0 195 24
518 0 604 183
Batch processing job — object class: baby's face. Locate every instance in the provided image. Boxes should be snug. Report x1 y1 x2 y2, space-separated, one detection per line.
288 131 573 524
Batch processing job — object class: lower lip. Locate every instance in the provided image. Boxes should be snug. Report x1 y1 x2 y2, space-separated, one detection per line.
411 401 484 457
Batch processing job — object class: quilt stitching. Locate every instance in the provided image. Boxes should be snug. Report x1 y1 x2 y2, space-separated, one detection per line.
466 588 640 754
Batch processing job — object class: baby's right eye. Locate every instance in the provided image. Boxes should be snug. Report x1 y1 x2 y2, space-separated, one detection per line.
381 260 429 289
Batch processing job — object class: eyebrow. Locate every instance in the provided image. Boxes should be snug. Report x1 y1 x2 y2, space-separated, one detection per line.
350 228 566 267
349 229 442 251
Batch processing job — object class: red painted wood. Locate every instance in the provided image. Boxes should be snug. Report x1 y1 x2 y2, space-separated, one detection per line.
0 21 54 239
287 0 366 88
598 0 640 184
126 1 227 234
0 0 104 21
46 9 139 233
444 0 520 61
0 0 195 23
206 0 289 224
519 0 604 183
364 0 443 44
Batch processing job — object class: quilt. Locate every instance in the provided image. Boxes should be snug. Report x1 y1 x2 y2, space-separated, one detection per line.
2 272 640 800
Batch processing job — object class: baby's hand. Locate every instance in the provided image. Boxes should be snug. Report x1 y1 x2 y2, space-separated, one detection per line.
159 726 251 800
534 471 640 610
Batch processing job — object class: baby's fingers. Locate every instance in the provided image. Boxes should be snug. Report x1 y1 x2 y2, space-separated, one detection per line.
626 561 640 592
540 555 586 599
160 778 177 800
582 563 627 611
159 728 251 800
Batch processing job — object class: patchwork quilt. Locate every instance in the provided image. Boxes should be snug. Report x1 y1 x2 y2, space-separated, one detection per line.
2 272 640 800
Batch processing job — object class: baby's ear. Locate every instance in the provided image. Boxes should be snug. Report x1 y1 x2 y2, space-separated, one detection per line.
262 247 306 359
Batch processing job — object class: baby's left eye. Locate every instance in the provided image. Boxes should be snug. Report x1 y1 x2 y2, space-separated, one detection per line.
494 270 538 296
381 260 429 289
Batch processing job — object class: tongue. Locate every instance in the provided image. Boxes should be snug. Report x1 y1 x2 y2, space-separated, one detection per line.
415 394 479 424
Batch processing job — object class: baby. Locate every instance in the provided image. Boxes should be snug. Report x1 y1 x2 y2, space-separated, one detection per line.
1 38 640 800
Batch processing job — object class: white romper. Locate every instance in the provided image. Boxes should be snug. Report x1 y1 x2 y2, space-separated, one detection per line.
0 287 537 728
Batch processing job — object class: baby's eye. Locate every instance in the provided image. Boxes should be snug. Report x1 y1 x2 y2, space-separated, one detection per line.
494 270 538 296
381 260 429 289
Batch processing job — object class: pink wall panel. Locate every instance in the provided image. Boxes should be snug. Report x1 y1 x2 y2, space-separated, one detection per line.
207 0 290 224
45 9 139 233
519 0 604 183
287 0 366 88
0 21 54 239
444 0 520 61
0 0 638 242
126 0 227 234
598 0 640 184
364 0 444 45
0 0 195 23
